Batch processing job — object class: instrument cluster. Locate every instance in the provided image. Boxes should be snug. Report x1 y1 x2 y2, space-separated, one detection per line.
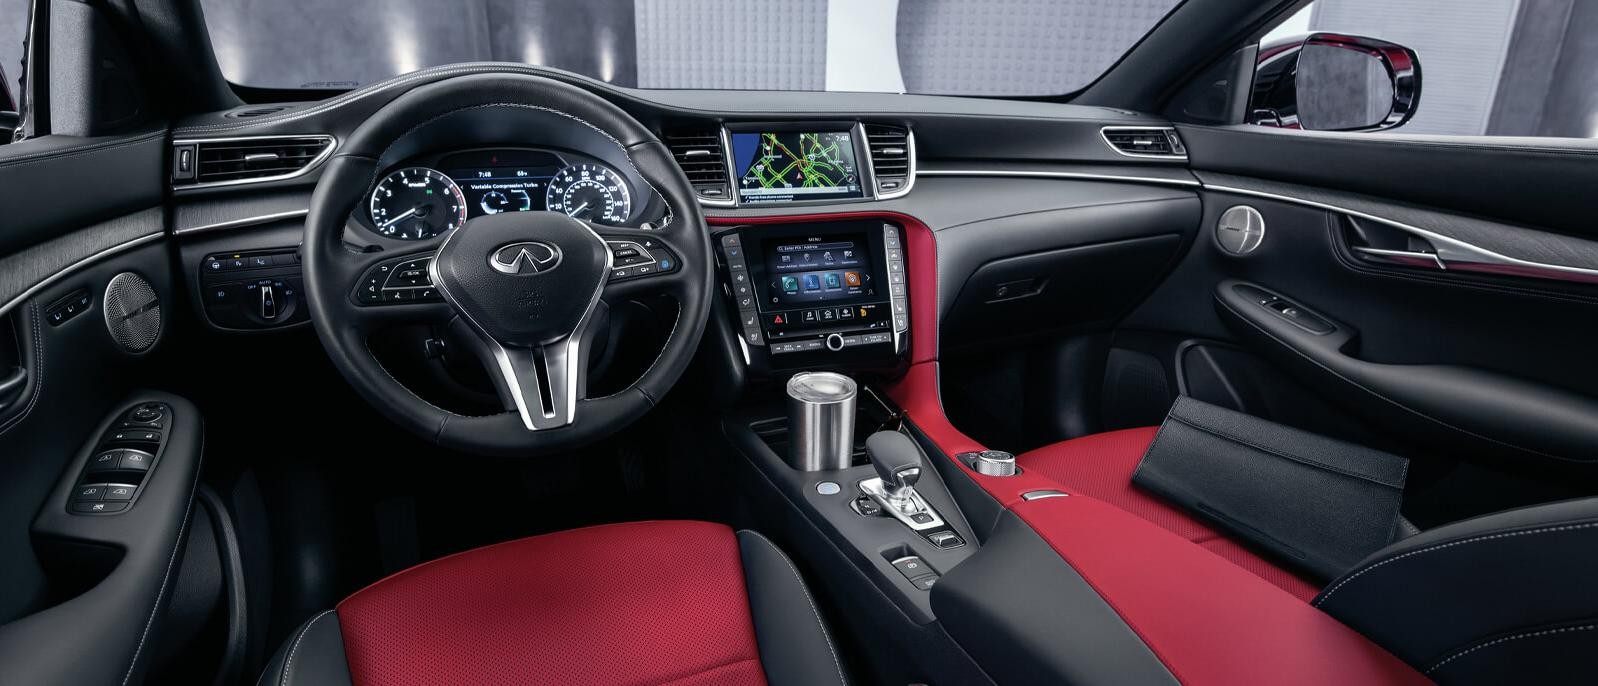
365 148 637 240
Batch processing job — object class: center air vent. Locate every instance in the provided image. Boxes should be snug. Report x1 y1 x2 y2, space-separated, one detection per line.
864 124 914 197
1101 127 1187 159
173 135 334 187
663 128 731 205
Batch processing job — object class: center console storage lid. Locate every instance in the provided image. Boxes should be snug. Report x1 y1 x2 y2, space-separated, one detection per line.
1133 397 1410 580
944 495 1429 685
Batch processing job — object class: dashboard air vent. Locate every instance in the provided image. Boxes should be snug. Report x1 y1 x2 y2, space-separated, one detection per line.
864 124 913 196
1101 127 1187 159
179 135 334 186
664 128 731 204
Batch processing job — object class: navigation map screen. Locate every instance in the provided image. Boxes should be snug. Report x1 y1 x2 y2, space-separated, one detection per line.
731 131 864 204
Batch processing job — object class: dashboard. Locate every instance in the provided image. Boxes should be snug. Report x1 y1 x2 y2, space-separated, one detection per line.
360 147 644 241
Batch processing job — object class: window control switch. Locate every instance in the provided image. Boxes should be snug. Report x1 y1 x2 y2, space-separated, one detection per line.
103 484 137 501
87 451 123 473
117 450 154 472
73 484 107 502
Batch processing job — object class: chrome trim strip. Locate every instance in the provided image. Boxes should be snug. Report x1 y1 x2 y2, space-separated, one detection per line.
1351 246 1447 270
173 209 310 236
170 134 337 191
0 233 164 319
1100 126 1189 161
917 168 1200 188
1205 183 1598 280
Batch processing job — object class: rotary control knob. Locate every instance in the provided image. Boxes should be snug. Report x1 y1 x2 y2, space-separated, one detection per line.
965 450 1017 477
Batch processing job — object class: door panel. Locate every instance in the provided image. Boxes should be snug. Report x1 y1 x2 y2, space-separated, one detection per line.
0 124 188 684
1126 124 1598 485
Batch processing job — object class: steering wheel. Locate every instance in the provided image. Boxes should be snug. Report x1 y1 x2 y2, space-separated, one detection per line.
302 73 712 456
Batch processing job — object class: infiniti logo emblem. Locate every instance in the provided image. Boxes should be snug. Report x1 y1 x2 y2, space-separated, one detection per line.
489 241 563 275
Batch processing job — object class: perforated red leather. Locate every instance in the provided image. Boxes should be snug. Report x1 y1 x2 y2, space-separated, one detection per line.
335 521 766 686
1013 496 1428 686
1017 427 1321 600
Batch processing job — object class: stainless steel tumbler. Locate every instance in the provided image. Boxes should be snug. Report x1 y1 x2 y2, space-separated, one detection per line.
785 371 858 471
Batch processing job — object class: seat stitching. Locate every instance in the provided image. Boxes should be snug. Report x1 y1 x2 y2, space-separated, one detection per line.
656 657 764 686
280 610 336 686
738 529 848 686
1425 623 1598 674
1315 521 1598 606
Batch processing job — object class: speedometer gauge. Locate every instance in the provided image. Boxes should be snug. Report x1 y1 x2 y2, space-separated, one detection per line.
369 167 467 240
545 163 631 225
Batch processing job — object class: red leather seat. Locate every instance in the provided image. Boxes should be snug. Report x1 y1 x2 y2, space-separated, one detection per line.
1016 427 1321 600
257 521 847 686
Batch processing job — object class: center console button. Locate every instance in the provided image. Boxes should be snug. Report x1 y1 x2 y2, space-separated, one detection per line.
891 555 934 580
825 333 845 351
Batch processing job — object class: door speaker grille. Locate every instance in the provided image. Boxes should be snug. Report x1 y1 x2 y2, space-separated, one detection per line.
103 272 162 354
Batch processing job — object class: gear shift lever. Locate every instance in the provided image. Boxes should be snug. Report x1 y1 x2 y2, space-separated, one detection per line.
867 432 923 513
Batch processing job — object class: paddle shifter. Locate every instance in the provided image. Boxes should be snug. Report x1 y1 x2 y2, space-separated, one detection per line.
859 431 947 531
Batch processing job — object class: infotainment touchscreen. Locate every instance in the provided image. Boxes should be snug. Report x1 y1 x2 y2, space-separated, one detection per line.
764 234 877 307
731 131 864 204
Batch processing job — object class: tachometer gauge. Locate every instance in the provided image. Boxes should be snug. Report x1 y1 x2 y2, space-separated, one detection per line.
545 163 632 225
369 167 467 240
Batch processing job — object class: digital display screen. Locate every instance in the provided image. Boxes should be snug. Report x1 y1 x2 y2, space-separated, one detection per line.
449 165 558 217
732 131 864 204
764 235 876 306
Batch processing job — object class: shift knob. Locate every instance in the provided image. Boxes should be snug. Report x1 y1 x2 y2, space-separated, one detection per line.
867 431 922 495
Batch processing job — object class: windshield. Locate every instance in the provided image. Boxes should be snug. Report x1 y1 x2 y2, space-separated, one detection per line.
200 0 1182 96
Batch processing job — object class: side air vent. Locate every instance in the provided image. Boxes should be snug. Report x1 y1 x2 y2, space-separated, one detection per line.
864 124 914 197
173 135 335 187
664 128 731 205
1101 127 1187 159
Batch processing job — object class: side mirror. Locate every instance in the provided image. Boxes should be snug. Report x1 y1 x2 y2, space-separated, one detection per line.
1248 32 1421 132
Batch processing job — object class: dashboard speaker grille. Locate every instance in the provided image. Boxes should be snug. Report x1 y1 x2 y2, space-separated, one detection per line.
103 272 162 354
664 129 730 203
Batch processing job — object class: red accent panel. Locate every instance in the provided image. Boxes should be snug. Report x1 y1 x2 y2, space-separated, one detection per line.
1017 428 1320 600
706 210 936 363
1013 496 1428 686
883 362 1068 505
336 521 766 686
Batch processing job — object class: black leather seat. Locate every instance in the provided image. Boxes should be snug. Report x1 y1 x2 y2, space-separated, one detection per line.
258 521 847 686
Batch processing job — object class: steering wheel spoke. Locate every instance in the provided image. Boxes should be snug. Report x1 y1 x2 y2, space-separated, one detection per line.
447 313 598 431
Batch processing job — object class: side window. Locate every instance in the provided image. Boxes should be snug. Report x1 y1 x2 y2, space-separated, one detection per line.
1251 0 1596 139
0 0 30 140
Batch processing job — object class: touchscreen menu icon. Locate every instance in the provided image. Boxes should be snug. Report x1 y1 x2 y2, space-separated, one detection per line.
824 273 842 290
802 274 821 292
781 276 799 294
844 271 861 287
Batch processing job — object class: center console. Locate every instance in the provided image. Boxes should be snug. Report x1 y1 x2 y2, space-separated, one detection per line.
718 219 909 371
